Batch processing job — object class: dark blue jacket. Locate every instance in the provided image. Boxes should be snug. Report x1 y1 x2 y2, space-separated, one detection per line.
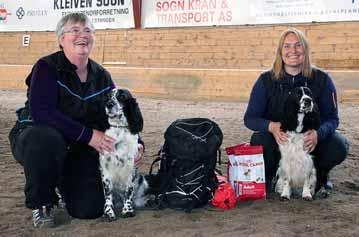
16 51 115 144
244 68 339 141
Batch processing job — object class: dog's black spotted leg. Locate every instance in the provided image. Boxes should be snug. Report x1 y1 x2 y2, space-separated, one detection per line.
104 203 116 222
121 186 135 218
279 178 291 201
101 176 117 221
302 174 315 201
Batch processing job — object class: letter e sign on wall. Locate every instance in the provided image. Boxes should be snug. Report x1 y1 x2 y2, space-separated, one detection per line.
23 35 30 47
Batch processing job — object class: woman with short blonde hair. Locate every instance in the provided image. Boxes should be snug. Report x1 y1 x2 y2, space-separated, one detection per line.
9 12 144 228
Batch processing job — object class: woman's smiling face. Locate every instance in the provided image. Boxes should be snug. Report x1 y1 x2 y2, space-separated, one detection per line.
281 33 305 69
59 21 94 60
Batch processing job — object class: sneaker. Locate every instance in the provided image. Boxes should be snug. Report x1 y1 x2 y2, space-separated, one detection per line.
324 179 334 190
315 172 332 193
55 187 66 209
57 198 66 209
315 187 330 199
32 206 55 228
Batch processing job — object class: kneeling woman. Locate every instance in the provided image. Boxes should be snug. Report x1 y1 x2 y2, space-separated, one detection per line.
244 28 349 195
9 13 144 227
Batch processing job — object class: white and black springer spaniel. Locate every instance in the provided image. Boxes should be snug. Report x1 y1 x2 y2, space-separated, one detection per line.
275 86 320 201
100 88 148 221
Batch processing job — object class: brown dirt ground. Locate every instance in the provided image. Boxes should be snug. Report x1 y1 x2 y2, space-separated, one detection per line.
0 89 358 237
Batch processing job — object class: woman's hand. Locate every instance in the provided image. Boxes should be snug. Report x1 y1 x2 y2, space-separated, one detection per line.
89 129 116 154
134 144 144 168
303 129 318 153
268 121 288 145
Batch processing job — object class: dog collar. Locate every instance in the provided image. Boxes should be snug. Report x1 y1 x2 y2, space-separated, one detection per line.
109 124 128 128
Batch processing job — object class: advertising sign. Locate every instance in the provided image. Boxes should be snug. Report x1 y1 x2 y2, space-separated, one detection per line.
142 0 359 28
0 0 135 31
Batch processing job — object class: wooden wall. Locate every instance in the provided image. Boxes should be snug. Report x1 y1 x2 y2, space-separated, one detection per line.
1 22 358 102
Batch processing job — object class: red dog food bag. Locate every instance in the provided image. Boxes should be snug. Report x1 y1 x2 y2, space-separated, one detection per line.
226 144 266 201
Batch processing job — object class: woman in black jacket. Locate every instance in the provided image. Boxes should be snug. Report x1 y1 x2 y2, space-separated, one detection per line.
244 28 349 195
9 13 144 227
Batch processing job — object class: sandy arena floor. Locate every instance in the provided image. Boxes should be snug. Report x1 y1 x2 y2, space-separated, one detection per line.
0 89 358 237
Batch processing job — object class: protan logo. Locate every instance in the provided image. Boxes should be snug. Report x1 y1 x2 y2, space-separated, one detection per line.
0 7 11 22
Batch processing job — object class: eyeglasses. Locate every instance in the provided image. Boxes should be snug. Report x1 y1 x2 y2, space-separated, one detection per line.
283 42 303 50
63 27 94 36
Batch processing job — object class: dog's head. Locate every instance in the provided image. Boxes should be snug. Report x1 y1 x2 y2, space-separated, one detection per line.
297 87 314 113
281 86 320 133
105 88 143 134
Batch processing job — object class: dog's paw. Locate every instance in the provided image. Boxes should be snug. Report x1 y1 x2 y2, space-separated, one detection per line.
121 199 135 218
302 189 314 201
302 195 313 201
280 195 290 201
103 204 117 222
103 213 117 222
121 210 135 218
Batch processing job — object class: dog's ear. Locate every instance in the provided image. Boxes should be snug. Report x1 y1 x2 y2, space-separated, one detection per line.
302 103 320 132
123 97 144 134
280 93 299 132
116 89 132 102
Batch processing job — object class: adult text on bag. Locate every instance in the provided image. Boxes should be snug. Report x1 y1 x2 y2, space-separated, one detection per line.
226 144 266 201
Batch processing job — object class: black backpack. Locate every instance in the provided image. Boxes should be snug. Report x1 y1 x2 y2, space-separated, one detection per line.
147 118 223 212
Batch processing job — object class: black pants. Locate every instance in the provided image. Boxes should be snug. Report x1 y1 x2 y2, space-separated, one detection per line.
250 131 349 192
9 124 104 219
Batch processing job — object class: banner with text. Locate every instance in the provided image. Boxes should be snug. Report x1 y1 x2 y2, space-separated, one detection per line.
0 0 134 32
142 0 359 28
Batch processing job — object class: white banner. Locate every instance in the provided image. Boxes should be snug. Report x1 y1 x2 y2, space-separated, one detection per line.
142 0 359 28
142 0 248 28
252 0 359 24
2 1 359 31
0 0 134 32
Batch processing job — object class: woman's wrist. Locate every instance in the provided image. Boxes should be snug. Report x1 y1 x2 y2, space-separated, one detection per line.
268 121 274 133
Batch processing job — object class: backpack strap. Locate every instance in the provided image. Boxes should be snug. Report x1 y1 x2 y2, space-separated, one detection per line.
148 144 167 175
147 146 178 198
174 121 213 142
148 157 162 175
217 149 221 165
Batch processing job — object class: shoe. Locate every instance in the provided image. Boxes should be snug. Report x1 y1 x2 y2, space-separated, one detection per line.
315 171 331 193
315 187 330 199
57 198 66 209
32 206 55 228
324 179 334 190
55 187 66 209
